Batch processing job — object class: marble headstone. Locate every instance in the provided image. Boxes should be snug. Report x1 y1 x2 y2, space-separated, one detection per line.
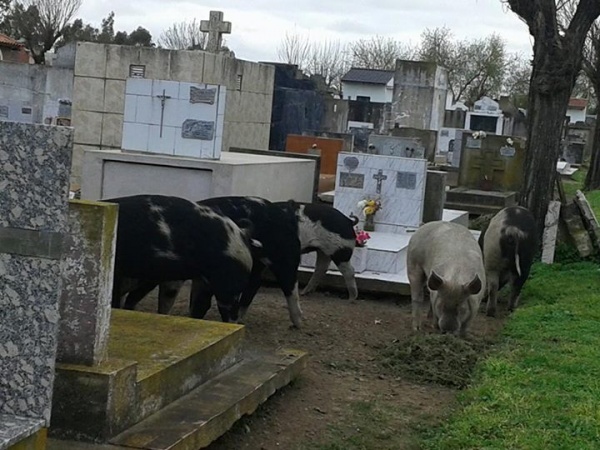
0 122 72 426
122 79 226 160
333 152 427 232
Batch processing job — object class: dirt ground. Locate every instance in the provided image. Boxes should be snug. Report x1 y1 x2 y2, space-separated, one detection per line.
137 282 508 450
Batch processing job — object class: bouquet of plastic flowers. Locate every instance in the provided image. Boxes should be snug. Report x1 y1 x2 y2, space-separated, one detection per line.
355 229 371 247
357 198 382 217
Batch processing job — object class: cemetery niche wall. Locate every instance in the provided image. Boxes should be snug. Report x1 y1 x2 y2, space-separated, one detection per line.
75 42 316 203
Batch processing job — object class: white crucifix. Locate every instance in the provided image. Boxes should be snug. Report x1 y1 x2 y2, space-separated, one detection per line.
200 10 232 53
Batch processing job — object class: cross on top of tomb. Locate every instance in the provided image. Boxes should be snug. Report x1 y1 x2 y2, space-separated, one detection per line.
200 11 232 53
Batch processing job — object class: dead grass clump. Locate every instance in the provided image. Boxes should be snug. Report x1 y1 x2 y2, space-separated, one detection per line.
379 334 494 389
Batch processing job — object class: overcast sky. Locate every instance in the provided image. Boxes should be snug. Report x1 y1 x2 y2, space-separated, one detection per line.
78 0 533 63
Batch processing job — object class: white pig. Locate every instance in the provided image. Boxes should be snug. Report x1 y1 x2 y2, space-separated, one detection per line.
407 221 486 337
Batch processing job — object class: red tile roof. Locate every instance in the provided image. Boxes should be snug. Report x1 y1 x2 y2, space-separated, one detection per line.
0 33 23 49
568 98 588 110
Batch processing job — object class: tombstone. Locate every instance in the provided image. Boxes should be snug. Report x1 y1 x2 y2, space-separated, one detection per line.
57 200 118 366
389 127 437 161
122 79 226 159
457 133 525 192
466 97 504 135
368 134 426 159
333 152 427 233
200 11 232 53
0 121 72 448
285 134 344 175
423 170 447 223
391 60 448 131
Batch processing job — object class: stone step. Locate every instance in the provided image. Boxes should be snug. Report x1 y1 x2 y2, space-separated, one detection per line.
108 349 308 450
51 310 246 442
0 415 45 450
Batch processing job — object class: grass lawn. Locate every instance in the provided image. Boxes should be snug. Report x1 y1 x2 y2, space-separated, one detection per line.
420 262 600 450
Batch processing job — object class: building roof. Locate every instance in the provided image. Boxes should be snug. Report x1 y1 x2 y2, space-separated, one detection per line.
0 33 23 49
341 68 394 85
568 98 588 110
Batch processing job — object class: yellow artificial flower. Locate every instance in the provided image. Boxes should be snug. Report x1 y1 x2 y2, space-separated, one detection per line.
364 206 376 215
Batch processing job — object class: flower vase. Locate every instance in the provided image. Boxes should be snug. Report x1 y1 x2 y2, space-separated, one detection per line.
364 214 375 232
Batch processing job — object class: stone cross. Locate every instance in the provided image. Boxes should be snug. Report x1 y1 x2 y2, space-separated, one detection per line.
373 169 388 194
200 10 232 53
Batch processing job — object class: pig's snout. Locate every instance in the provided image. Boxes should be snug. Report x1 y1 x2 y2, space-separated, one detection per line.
438 315 461 335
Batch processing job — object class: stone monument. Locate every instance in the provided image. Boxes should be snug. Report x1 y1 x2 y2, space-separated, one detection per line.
0 121 73 449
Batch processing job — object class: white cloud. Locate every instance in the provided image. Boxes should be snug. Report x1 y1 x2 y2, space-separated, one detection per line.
77 0 532 62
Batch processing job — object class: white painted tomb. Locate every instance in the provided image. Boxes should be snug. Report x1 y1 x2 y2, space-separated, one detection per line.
301 152 472 293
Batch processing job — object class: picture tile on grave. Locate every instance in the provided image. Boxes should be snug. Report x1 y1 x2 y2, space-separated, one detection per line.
333 152 427 229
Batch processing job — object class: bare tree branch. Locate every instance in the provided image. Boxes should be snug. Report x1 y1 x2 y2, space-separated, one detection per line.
158 19 207 50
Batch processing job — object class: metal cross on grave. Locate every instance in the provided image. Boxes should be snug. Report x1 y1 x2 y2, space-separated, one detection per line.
200 11 232 53
156 89 171 138
373 169 388 194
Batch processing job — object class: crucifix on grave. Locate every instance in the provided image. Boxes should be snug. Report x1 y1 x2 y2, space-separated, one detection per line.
200 10 232 53
373 169 388 194
156 89 171 138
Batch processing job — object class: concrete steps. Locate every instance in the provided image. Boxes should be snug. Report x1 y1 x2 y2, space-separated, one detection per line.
109 350 307 450
50 311 307 448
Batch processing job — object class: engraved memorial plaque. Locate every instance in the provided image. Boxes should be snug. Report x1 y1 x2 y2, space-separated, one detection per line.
466 137 482 149
181 119 215 140
396 171 417 190
339 172 365 189
190 87 217 105
500 146 516 157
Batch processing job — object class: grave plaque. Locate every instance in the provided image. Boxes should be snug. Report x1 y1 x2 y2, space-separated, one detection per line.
190 87 216 105
339 172 365 189
500 146 516 157
182 119 215 140
334 152 427 230
396 171 417 190
466 137 482 149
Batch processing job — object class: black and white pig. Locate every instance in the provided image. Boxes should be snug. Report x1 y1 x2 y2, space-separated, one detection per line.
407 221 486 337
478 206 538 317
106 194 260 323
122 196 304 328
275 202 360 301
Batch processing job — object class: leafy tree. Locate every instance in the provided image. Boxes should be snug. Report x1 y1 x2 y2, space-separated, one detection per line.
505 0 600 237
502 52 532 108
0 0 82 63
56 11 154 48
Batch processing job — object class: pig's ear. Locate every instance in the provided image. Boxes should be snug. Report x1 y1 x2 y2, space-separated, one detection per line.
465 274 482 295
427 270 444 291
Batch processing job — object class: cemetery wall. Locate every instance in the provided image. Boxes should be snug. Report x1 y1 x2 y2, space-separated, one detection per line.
0 61 73 123
70 42 274 185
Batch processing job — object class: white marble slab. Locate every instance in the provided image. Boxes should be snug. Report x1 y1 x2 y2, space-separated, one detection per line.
333 152 427 229
122 79 225 160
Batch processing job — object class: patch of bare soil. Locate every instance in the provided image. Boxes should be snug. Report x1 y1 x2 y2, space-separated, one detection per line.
137 283 507 450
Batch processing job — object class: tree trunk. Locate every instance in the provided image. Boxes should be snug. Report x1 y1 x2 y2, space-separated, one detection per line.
583 112 600 190
520 86 571 236
519 41 576 238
